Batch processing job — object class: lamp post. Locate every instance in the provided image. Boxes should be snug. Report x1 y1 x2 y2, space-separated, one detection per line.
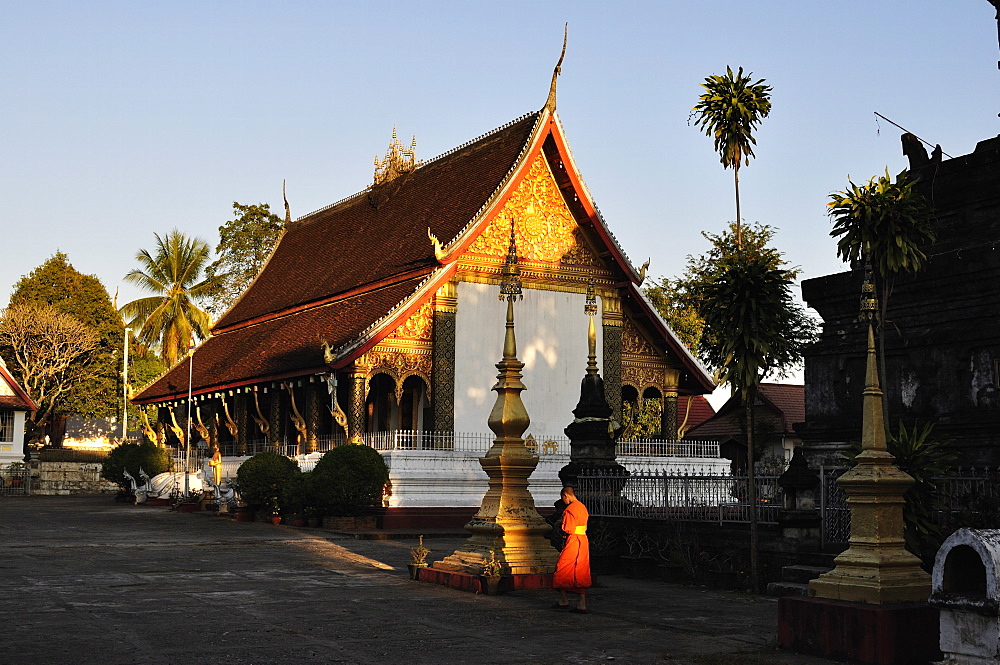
123 327 131 441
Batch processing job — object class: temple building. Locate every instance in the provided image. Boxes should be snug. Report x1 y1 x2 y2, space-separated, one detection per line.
133 87 716 515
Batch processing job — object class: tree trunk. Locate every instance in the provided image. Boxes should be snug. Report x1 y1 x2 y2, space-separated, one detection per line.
745 394 760 594
734 165 743 250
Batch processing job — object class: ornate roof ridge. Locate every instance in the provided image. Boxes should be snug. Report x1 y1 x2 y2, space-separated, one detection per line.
293 112 539 225
422 111 538 166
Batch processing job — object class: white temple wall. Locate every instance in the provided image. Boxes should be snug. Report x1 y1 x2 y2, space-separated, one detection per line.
0 411 27 464
453 281 602 438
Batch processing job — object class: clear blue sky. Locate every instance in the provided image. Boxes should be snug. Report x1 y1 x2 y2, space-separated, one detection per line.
2 1 998 403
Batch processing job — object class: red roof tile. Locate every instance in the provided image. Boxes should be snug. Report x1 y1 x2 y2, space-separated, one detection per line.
217 113 541 329
678 395 714 430
684 383 803 438
135 276 428 402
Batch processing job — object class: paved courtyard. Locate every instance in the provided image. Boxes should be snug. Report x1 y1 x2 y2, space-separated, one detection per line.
0 496 841 665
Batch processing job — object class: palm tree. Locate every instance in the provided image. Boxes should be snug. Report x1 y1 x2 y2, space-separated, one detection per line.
120 230 220 367
687 223 817 592
691 66 772 248
828 169 935 394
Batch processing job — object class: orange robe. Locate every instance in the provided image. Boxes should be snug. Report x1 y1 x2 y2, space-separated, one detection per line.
553 499 591 593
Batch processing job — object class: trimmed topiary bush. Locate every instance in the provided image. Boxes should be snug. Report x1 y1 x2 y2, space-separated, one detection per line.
236 451 300 513
101 440 172 490
312 445 388 516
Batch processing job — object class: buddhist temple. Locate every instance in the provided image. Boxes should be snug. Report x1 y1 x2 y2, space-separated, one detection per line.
133 81 716 521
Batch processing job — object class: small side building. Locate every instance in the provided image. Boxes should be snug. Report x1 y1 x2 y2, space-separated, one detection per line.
684 383 804 468
0 358 37 465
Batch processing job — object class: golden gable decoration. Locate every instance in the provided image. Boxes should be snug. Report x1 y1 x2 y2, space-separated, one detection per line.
467 154 600 266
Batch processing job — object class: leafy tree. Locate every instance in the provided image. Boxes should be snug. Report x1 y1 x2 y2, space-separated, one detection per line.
683 222 817 592
691 66 772 248
828 169 935 393
0 302 99 437
3 253 123 437
621 399 662 440
204 202 285 316
642 276 704 353
120 230 220 367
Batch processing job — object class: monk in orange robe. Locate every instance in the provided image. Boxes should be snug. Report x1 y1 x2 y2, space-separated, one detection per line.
553 486 591 612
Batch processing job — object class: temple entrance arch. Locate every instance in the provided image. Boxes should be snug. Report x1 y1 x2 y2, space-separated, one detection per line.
399 375 429 432
367 373 397 433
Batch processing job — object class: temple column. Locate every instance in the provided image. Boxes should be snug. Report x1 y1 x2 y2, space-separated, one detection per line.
305 382 320 453
431 280 457 433
268 387 283 452
602 295 624 422
662 369 680 440
234 394 248 455
348 365 367 444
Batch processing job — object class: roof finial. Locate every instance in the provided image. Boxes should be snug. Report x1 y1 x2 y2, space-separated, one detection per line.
283 179 291 224
544 23 568 113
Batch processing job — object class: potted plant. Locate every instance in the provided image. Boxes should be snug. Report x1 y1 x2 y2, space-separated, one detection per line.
407 535 431 580
269 497 282 525
657 522 700 584
481 549 503 595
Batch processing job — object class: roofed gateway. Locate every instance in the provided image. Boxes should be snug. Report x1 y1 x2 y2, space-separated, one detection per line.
134 95 714 469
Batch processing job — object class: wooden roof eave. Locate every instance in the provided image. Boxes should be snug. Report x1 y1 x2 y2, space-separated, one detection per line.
0 364 37 413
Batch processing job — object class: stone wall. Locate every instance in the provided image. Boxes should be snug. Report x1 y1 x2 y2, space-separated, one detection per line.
30 461 118 495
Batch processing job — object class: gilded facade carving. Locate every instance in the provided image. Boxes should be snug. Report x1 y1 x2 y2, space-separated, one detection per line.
622 319 656 356
362 347 433 403
386 300 434 342
621 364 666 395
466 155 601 266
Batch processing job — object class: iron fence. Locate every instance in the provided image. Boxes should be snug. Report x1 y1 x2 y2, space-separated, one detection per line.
577 466 782 525
819 465 850 548
616 438 720 458
0 464 30 496
934 467 1000 531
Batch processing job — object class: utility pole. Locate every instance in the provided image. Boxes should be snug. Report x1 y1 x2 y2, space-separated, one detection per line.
122 327 131 440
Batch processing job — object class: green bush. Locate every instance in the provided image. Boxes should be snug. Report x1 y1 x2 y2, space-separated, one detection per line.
312 445 388 516
236 451 300 513
101 441 172 490
281 471 313 516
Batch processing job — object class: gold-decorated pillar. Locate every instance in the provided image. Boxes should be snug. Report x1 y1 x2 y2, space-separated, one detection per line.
268 388 283 452
432 280 457 433
808 264 930 604
304 382 320 454
661 369 680 440
347 365 367 444
602 295 623 422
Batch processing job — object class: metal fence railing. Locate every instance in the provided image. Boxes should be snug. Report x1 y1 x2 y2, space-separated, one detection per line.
0 464 30 496
819 465 850 548
616 438 721 458
578 466 782 525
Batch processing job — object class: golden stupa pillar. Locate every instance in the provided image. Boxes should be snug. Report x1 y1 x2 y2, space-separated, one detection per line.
808 263 930 604
433 219 558 577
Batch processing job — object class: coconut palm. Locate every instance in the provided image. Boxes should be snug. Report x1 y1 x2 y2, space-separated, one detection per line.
691 66 772 248
120 230 220 367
